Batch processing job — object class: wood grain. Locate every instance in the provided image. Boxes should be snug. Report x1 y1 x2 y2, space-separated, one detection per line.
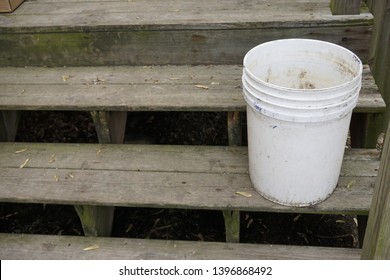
0 1 373 66
330 0 361 15
0 0 373 32
362 118 390 259
0 65 384 112
0 233 361 260
0 143 379 215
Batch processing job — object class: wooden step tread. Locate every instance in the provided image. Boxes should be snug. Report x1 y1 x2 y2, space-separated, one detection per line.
0 233 361 260
0 0 372 33
0 142 380 215
0 65 384 112
0 1 372 66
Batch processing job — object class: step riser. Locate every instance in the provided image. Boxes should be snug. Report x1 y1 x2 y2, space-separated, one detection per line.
0 26 371 67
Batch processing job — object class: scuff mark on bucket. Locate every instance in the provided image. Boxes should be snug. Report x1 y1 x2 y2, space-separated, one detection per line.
253 101 262 112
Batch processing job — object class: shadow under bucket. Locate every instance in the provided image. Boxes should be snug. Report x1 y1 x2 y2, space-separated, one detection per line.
242 39 362 207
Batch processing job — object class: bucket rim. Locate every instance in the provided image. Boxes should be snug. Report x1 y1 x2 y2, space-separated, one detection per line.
243 39 363 93
243 87 358 123
242 74 360 104
243 82 359 111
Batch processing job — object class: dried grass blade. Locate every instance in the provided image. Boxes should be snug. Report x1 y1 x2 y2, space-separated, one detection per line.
15 148 27 154
83 244 100 251
19 158 29 169
235 191 252 198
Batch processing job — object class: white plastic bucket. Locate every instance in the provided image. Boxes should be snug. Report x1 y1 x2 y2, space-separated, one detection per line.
243 39 362 206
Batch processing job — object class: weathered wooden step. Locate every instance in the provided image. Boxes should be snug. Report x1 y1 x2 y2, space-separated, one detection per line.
0 65 384 113
0 233 361 260
0 0 373 66
0 0 370 31
0 142 379 215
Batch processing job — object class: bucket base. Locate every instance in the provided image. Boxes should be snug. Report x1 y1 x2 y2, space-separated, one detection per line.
253 179 336 207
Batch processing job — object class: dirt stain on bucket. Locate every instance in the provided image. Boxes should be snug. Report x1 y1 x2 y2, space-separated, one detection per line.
336 59 356 77
265 68 272 83
299 81 315 89
298 70 315 89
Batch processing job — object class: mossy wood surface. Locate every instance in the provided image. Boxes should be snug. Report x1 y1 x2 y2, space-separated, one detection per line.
0 142 380 215
223 210 240 243
0 0 373 66
0 27 373 67
0 65 384 112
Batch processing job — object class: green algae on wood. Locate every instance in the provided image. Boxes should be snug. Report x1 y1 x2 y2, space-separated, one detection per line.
0 25 372 67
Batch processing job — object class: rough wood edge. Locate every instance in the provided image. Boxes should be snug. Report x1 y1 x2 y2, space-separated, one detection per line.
370 0 390 128
361 119 390 259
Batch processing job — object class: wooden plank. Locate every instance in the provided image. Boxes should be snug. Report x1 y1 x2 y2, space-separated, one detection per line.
0 143 250 174
330 0 361 15
79 110 127 237
361 119 390 259
0 0 374 67
90 111 111 144
0 110 20 141
0 65 242 85
369 0 390 126
225 110 243 243
0 233 361 260
0 143 379 215
0 25 373 66
358 65 387 113
222 210 240 243
353 113 384 148
0 168 375 214
350 66 385 148
227 112 242 146
90 111 128 146
359 1 390 250
0 65 384 112
0 0 373 66
0 0 372 33
0 143 379 175
108 111 127 144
